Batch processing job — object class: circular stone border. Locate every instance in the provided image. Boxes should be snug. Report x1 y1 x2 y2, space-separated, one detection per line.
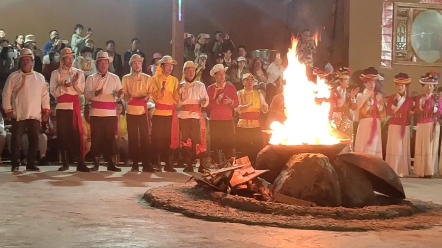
143 183 442 231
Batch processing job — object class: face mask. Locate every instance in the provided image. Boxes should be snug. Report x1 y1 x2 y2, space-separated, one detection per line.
54 56 60 62
85 56 92 61
8 52 14 59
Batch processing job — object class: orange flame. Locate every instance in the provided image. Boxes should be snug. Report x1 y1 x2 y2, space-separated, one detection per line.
269 38 339 146
313 32 319 46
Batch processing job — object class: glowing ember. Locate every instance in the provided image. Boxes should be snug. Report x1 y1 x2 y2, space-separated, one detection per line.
269 38 340 146
313 32 320 47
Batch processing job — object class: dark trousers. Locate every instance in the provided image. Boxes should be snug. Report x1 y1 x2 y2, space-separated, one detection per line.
127 113 151 164
180 118 203 159
57 109 82 162
90 116 117 160
236 127 262 166
151 115 173 158
11 119 40 167
210 120 235 159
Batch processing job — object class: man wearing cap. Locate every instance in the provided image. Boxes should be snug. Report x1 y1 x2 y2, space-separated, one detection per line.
235 73 268 166
122 54 155 172
353 67 386 158
414 72 441 178
207 64 239 163
385 73 413 177
149 55 180 172
50 47 90 172
329 67 359 141
2 48 50 172
178 61 209 172
85 51 124 172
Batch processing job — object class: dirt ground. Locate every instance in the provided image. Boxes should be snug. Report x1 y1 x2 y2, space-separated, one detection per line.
1 165 442 248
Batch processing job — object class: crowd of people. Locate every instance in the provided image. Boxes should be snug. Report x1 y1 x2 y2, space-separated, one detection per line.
0 26 440 178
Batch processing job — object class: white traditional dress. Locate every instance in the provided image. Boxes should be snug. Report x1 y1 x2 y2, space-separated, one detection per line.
414 93 440 177
354 89 385 158
385 93 413 177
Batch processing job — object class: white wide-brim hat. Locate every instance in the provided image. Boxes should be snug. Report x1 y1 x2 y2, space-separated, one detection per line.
157 55 177 65
96 51 114 63
210 64 228 77
129 54 144 65
18 48 34 60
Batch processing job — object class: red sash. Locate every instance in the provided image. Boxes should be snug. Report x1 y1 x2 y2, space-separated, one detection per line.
240 112 260 120
91 101 119 135
155 103 179 149
128 97 150 141
57 94 85 159
180 104 207 155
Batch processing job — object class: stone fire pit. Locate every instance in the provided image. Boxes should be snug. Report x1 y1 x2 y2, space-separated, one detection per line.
143 145 442 231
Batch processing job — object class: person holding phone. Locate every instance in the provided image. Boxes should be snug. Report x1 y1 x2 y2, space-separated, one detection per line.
71 24 92 57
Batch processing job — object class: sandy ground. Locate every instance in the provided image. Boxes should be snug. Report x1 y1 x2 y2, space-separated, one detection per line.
1 165 442 248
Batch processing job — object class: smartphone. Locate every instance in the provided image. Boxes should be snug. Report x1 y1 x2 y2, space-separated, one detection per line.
186 34 192 38
88 27 92 32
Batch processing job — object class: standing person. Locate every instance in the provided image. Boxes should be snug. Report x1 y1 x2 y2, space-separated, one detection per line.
85 51 124 172
105 40 123 78
71 24 92 57
235 73 268 166
73 47 96 77
50 48 90 172
354 67 386 158
2 48 50 172
296 29 316 78
149 55 180 172
122 54 155 172
385 73 414 177
415 72 441 178
178 61 209 172
123 38 146 75
146 53 162 76
329 67 359 144
207 64 239 163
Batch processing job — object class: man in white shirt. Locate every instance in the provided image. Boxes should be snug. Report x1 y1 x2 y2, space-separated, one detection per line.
50 48 90 172
85 51 124 172
2 48 50 172
178 61 209 172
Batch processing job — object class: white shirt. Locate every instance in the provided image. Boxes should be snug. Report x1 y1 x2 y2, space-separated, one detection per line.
85 72 122 117
50 67 85 110
178 81 209 119
2 70 50 121
266 62 284 86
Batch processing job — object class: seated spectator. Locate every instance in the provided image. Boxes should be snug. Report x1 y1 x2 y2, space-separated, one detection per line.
116 101 129 165
194 33 210 64
0 29 6 39
222 48 236 68
42 51 60 82
228 57 250 91
73 47 96 77
23 35 43 73
211 31 235 63
82 104 92 155
250 57 268 84
146 52 162 76
0 111 7 163
85 38 95 54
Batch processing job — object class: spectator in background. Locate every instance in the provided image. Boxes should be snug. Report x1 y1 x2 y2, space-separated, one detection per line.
85 38 95 54
194 33 210 64
146 52 162 76
42 51 60 82
94 48 104 59
237 45 251 68
105 40 123 78
23 35 43 73
250 57 268 84
222 48 235 67
228 57 250 91
13 34 24 51
266 53 284 104
0 46 15 88
0 39 9 49
0 111 7 163
43 30 59 55
184 33 196 62
71 24 92 57
0 29 6 39
73 47 96 77
211 31 235 63
123 38 146 75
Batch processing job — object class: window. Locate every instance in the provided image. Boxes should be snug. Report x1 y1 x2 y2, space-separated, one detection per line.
391 2 442 66
381 1 394 68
